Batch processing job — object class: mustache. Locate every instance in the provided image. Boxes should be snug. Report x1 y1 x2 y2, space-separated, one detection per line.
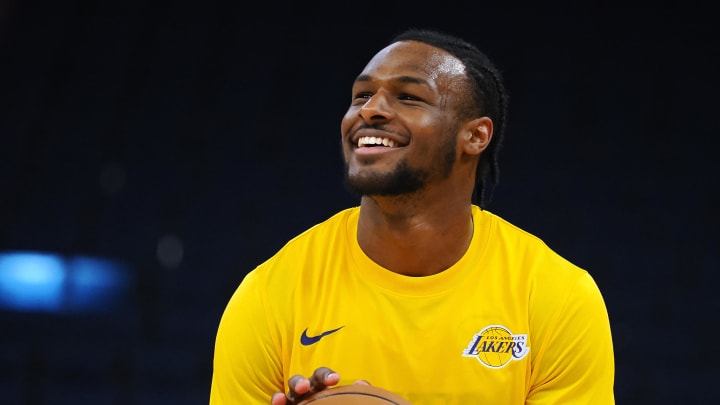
357 122 386 131
353 122 398 136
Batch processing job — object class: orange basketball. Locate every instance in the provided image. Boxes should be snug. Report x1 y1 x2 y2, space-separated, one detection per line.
297 384 412 404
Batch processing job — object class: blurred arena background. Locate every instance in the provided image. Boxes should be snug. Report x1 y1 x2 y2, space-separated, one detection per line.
0 2 717 404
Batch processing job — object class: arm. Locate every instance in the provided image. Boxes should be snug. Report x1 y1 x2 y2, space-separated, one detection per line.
210 270 285 404
527 271 615 404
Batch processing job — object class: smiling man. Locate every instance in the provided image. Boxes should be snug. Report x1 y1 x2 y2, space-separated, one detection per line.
210 28 615 405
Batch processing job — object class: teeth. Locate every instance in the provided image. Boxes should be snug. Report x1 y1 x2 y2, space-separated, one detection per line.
358 136 397 148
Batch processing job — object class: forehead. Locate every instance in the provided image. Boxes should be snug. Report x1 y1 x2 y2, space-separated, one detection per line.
359 40 467 87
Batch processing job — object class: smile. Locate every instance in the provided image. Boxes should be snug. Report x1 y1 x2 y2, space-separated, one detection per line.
357 136 399 148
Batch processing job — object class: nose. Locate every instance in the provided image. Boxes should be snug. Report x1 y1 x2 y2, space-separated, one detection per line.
358 91 394 122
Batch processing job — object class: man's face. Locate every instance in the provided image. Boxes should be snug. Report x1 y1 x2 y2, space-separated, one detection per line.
340 40 469 197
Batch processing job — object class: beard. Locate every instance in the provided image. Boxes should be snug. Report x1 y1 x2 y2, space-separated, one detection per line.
342 134 457 198
343 159 427 197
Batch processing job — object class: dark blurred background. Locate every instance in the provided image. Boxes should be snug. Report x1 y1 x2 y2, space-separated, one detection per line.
0 2 717 404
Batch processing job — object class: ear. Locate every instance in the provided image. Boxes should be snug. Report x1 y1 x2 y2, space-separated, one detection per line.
461 116 493 156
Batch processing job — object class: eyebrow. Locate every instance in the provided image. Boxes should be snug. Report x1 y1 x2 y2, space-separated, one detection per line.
355 74 431 88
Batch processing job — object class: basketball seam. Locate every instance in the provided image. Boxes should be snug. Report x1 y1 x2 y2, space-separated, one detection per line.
304 392 400 404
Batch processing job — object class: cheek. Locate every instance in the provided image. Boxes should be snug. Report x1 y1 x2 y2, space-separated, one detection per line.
340 108 358 135
412 124 457 160
411 118 446 145
410 111 449 137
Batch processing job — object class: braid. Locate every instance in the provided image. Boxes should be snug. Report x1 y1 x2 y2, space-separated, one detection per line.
390 28 509 209
473 64 509 208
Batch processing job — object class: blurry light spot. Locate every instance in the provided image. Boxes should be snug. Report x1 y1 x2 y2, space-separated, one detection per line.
0 251 132 314
157 234 183 269
0 253 65 311
66 256 131 312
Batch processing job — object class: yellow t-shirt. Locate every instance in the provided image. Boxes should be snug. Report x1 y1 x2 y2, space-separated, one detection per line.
210 206 615 404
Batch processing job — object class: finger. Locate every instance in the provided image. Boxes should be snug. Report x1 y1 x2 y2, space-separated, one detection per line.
353 379 371 386
308 367 339 391
284 368 340 404
288 375 311 395
283 375 312 405
270 392 287 405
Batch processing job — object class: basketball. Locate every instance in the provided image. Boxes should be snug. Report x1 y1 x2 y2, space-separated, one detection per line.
297 384 412 404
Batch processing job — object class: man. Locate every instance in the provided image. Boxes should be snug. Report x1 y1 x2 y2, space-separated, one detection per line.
210 28 615 404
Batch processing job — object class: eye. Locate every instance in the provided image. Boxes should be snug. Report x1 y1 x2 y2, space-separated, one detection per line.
398 93 424 102
350 92 373 106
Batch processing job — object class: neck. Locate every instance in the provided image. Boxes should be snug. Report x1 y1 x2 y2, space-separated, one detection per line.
357 195 474 277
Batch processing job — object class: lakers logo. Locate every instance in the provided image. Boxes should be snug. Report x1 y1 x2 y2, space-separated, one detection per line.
462 324 530 368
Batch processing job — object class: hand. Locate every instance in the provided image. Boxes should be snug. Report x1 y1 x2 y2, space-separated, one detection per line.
270 367 370 405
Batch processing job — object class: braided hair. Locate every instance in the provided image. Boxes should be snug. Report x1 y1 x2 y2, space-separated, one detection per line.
390 28 509 209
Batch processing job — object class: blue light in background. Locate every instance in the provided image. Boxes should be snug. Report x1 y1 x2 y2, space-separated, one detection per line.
66 255 131 312
0 251 132 314
0 252 65 311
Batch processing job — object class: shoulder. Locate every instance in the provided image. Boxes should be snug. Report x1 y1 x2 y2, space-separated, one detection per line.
250 206 358 277
476 207 595 293
477 207 572 266
477 208 551 248
227 207 359 309
277 206 358 253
